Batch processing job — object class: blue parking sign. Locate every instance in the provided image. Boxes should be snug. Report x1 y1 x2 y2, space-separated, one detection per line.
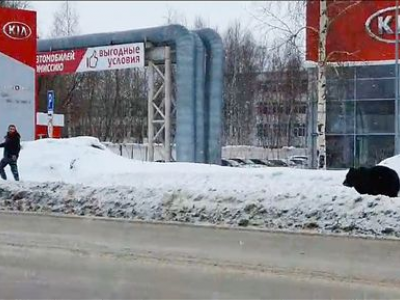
47 91 54 112
47 90 54 113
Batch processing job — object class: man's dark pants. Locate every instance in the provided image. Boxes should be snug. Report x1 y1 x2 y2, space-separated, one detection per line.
0 157 19 181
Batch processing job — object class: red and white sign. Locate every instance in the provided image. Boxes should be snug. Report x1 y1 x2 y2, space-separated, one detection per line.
36 113 64 139
36 49 86 75
365 6 400 44
307 0 400 63
37 43 145 76
0 7 36 68
36 112 64 127
0 7 37 141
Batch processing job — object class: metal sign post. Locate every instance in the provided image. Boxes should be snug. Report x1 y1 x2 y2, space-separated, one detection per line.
47 90 54 138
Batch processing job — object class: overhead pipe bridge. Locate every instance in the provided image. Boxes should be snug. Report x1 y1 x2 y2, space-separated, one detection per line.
38 25 224 164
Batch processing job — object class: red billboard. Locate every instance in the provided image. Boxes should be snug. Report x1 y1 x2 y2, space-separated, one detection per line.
36 49 87 76
0 7 37 140
36 43 145 76
306 0 400 63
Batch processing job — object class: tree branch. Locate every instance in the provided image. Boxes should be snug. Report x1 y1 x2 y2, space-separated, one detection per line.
328 1 362 28
258 3 294 35
325 50 361 63
62 74 84 108
0 0 29 9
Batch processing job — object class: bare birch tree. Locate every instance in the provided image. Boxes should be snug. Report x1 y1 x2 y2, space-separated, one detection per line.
317 0 328 168
255 40 306 150
223 21 263 145
252 0 362 168
164 6 188 27
49 0 81 137
315 0 362 169
49 1 80 38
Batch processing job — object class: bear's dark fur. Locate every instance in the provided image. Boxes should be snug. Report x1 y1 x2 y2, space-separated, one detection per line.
343 165 400 198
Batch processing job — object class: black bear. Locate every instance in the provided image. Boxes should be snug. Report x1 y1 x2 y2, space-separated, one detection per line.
343 165 400 198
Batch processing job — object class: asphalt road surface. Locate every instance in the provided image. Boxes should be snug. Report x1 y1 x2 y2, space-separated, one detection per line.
0 211 400 299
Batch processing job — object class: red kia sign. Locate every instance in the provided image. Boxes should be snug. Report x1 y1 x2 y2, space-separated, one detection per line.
0 7 37 141
2 21 32 40
307 0 400 62
365 6 400 43
0 7 36 68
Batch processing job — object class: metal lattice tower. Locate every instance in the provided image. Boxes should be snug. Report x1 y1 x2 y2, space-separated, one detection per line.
147 46 175 162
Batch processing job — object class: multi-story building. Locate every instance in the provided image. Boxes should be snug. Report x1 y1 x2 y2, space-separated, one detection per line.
254 71 309 149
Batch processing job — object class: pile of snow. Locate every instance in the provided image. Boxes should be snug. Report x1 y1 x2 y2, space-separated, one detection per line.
380 155 400 174
0 136 400 238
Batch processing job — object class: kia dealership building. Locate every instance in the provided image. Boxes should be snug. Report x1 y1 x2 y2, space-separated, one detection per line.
307 0 400 169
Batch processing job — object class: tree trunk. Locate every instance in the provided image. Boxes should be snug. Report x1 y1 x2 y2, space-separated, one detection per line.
67 103 72 137
317 0 328 169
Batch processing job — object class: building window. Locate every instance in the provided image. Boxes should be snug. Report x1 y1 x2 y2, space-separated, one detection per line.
326 135 355 169
356 65 395 79
326 79 355 102
293 124 306 137
355 135 394 167
256 123 267 137
326 101 354 134
356 78 395 100
257 103 307 115
295 104 307 114
356 100 394 134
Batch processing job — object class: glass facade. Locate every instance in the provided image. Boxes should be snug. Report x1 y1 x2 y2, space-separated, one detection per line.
326 64 396 169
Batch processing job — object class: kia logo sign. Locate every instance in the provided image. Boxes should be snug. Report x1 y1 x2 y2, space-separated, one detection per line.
2 21 32 40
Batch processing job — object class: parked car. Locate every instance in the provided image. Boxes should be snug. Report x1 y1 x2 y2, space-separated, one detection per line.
155 159 176 163
289 155 308 161
266 159 290 167
249 159 273 167
230 158 264 168
229 158 247 165
221 159 242 167
289 155 308 168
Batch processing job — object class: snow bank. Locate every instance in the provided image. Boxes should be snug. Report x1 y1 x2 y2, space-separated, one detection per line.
380 155 400 174
0 137 399 239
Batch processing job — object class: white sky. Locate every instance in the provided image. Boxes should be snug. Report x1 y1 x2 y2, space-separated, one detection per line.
30 1 264 39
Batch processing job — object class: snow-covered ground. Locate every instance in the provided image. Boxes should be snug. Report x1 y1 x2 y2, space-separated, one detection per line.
1 137 400 239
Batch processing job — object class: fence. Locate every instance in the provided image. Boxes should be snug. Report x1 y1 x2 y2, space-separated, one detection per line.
102 142 307 162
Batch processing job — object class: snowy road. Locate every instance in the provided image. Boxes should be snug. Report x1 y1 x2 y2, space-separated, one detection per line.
0 212 400 299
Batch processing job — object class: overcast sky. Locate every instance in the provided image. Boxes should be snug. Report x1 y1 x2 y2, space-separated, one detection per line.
30 1 264 39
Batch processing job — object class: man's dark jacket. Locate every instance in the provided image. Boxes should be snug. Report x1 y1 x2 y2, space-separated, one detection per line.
0 132 21 159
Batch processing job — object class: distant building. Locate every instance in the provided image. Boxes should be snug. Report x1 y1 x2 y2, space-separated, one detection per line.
254 71 309 149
